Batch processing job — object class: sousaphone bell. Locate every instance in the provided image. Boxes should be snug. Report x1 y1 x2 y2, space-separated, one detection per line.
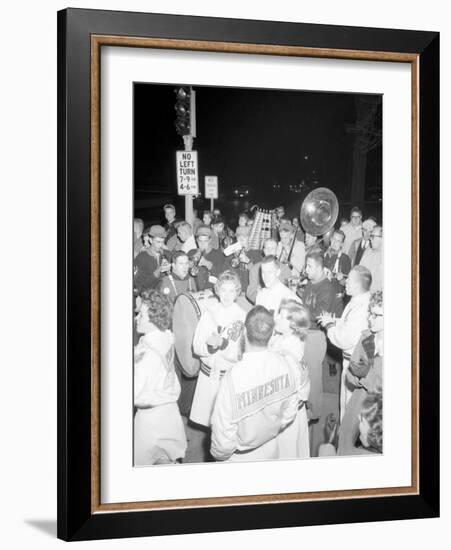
300 187 339 237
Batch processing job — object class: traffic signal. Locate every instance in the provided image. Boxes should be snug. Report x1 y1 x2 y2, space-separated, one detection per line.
174 86 191 136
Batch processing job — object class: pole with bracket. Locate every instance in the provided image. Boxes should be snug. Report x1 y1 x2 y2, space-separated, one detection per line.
183 87 196 226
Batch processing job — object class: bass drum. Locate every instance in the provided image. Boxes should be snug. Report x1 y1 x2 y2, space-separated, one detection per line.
172 289 218 378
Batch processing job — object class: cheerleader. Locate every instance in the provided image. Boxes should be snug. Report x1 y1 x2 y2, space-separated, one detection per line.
189 270 246 427
270 299 311 458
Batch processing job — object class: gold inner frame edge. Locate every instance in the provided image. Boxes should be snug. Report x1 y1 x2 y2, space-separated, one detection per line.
90 35 420 514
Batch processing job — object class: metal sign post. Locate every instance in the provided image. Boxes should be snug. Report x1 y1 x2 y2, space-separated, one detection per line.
205 175 218 212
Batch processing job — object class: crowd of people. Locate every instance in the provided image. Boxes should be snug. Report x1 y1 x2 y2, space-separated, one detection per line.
133 202 383 465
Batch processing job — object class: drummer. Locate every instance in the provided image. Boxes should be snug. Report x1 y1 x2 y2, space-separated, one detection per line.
191 225 226 290
157 251 197 304
189 270 246 428
157 251 199 439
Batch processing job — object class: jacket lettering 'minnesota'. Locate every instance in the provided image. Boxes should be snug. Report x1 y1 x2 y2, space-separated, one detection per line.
210 349 302 461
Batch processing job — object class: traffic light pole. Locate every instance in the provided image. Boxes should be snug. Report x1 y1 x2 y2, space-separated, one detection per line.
183 134 194 226
183 88 196 226
175 86 196 227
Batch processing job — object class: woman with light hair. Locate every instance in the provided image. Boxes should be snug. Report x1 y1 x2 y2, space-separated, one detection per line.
190 270 246 427
270 299 311 458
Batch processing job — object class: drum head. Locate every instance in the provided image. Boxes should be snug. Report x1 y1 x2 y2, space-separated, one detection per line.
173 293 200 377
173 291 216 377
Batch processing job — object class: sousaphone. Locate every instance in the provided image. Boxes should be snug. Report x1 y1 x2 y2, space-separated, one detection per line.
300 187 339 236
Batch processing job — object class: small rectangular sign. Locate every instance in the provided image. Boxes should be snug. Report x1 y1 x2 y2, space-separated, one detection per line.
205 175 218 199
176 151 199 195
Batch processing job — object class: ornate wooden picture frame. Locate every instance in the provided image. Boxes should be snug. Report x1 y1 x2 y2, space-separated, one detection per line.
57 8 439 541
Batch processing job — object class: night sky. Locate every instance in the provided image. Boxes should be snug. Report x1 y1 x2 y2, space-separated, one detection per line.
134 83 382 226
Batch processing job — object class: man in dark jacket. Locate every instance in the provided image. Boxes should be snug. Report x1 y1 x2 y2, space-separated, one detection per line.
163 203 182 249
134 225 170 292
224 226 262 294
348 218 377 266
299 251 336 326
323 229 352 316
191 225 226 290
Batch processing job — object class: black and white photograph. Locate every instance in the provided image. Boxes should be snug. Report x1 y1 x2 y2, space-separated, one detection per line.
133 83 383 466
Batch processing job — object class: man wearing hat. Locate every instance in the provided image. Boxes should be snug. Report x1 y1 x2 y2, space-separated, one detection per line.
191 225 226 290
276 220 306 277
348 218 377 266
134 225 171 292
